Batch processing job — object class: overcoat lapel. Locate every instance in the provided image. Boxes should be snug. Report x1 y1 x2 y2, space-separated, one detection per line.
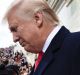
32 26 70 75
34 48 54 75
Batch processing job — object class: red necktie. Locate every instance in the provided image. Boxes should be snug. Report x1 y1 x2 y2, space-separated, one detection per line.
34 51 44 71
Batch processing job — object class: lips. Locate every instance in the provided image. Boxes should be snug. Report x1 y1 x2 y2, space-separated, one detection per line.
21 43 25 47
19 41 26 47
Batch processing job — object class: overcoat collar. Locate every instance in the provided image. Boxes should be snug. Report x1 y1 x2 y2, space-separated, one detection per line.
31 26 70 75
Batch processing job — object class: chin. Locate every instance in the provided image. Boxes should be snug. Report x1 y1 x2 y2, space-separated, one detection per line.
24 46 39 53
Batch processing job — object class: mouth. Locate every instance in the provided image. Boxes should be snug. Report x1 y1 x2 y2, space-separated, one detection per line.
20 42 26 47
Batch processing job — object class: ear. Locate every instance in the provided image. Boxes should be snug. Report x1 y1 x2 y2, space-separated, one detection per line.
34 11 43 28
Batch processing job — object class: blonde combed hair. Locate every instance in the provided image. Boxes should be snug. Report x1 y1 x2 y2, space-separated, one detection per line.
5 0 59 24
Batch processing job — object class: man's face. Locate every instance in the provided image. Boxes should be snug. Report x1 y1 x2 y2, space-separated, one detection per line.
8 13 42 53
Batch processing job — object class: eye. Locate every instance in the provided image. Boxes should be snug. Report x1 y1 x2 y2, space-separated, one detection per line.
10 26 18 32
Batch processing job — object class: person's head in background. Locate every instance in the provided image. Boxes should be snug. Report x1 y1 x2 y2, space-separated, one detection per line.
0 64 20 75
20 62 29 75
4 0 59 54
2 57 9 66
6 65 20 75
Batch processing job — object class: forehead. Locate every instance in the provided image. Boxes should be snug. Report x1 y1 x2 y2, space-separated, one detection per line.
7 13 22 32
8 9 30 25
7 4 23 22
8 15 18 28
8 10 18 22
8 10 25 25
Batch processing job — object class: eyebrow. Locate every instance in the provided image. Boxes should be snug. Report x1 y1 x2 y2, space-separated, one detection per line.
10 26 17 32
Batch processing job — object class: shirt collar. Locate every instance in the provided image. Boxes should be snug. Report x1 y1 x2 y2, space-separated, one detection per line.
42 25 62 53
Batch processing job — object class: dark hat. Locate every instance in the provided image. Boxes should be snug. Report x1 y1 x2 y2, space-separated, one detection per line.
6 65 20 75
0 64 7 75
0 64 18 75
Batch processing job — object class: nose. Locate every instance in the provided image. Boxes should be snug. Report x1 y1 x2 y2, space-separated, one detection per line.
13 33 19 43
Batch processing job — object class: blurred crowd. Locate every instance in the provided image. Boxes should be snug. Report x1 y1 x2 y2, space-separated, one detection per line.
0 46 32 75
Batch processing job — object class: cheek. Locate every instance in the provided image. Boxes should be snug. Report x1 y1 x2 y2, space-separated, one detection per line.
19 30 30 41
24 30 40 44
18 25 41 43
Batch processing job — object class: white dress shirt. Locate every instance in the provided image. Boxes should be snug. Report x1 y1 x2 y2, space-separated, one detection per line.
42 25 62 53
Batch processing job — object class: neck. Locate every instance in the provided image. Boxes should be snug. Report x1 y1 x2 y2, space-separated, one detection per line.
39 21 57 51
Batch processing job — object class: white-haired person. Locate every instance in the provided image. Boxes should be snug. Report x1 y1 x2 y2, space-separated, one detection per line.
3 0 80 75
